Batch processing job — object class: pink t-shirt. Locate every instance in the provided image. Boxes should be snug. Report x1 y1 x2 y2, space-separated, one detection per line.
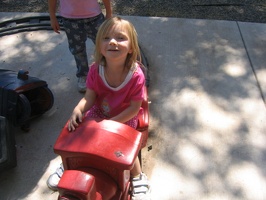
59 0 102 18
86 62 145 118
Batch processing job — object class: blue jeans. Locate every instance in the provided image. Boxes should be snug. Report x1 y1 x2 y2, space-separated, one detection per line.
63 13 105 77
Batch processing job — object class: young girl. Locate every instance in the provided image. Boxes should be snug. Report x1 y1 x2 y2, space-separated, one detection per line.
48 0 112 92
48 17 151 199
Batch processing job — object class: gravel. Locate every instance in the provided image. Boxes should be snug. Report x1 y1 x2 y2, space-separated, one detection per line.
0 0 266 23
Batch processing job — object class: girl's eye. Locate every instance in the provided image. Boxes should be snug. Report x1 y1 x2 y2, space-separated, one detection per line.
103 36 110 40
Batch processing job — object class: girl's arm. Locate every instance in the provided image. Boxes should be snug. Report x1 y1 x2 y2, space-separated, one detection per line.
110 100 142 124
68 89 96 131
48 0 60 33
102 0 112 19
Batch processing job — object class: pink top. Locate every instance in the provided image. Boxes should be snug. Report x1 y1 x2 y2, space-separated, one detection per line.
86 63 145 118
59 0 102 18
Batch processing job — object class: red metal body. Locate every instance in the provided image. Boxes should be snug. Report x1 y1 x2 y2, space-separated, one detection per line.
53 86 149 200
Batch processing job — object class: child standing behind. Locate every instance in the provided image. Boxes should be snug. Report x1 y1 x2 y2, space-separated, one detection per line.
48 0 112 92
48 16 151 200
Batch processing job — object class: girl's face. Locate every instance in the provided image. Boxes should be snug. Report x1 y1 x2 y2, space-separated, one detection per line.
100 23 133 64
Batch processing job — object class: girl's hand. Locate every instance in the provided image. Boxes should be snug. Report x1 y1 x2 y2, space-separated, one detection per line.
50 17 60 34
68 109 83 132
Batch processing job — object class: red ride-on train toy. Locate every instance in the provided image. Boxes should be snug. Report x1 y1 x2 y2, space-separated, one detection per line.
53 53 150 200
54 88 149 200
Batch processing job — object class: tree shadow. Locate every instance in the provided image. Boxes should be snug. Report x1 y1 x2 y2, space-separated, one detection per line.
133 17 266 199
0 30 85 199
0 15 266 200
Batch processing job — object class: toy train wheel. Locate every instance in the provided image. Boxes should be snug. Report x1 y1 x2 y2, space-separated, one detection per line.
16 86 54 131
25 86 54 116
17 86 54 120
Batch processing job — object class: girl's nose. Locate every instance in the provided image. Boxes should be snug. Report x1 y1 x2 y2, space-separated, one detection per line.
109 38 117 45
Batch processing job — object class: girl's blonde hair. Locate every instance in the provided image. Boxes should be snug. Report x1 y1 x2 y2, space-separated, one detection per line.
94 16 141 69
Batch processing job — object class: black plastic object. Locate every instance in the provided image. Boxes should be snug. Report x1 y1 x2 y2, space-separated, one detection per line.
0 69 54 129
0 69 54 171
0 116 16 171
0 15 64 37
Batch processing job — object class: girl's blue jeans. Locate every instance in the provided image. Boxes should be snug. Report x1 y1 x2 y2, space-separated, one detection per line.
62 13 105 78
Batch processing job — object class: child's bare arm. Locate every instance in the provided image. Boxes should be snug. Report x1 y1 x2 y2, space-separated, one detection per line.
110 100 142 123
102 0 112 19
68 89 96 131
48 0 60 33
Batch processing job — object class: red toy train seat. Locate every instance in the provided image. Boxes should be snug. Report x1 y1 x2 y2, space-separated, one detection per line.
54 119 142 170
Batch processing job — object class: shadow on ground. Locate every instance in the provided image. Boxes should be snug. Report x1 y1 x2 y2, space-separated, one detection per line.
134 17 266 199
0 14 266 200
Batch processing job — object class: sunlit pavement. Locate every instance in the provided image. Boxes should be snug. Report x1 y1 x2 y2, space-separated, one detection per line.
0 12 266 200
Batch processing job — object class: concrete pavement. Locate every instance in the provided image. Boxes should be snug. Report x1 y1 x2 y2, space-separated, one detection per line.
0 12 266 200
